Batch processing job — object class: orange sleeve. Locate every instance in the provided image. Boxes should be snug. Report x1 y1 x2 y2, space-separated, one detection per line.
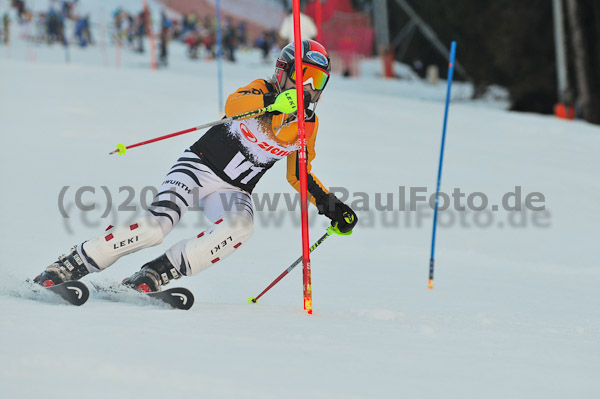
224 79 271 119
286 117 331 207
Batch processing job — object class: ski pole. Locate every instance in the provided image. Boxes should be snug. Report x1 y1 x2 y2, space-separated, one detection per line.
249 225 340 304
109 107 267 155
109 89 299 155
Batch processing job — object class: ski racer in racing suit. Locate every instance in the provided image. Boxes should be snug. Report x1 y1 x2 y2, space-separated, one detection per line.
34 40 358 292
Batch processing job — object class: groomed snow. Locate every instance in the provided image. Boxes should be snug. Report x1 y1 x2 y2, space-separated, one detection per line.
0 2 599 398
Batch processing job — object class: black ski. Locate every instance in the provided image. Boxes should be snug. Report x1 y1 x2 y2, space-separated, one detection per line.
45 281 90 306
91 282 194 310
148 287 194 310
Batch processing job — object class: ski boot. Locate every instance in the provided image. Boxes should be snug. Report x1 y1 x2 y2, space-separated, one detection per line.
33 247 90 287
122 254 181 293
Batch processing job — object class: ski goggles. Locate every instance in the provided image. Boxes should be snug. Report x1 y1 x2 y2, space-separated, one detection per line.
289 64 330 91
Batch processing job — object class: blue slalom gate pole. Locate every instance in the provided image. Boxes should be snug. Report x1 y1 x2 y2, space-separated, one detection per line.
428 41 457 290
215 0 224 115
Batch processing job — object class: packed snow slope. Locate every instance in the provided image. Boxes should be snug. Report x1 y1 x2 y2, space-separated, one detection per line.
1 4 599 399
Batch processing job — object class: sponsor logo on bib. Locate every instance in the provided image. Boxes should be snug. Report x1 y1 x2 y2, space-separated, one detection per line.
240 123 258 143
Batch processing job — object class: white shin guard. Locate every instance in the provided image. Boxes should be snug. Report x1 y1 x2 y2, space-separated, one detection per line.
166 212 254 276
81 215 165 271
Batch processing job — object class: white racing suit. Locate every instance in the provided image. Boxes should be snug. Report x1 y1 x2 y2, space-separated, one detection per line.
78 150 254 276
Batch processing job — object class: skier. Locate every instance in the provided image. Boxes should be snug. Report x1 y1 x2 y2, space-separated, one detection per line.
34 40 358 293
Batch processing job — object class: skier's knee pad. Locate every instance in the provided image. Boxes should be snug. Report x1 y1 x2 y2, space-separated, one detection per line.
81 215 165 270
182 212 254 275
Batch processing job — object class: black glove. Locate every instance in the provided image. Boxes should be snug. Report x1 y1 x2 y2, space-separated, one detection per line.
304 91 312 106
263 92 281 115
318 194 358 234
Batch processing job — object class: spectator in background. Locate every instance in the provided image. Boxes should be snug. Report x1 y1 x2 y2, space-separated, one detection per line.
74 14 91 47
180 14 185 32
202 15 213 33
47 7 62 44
236 20 247 48
182 12 197 38
278 8 316 44
255 31 267 61
113 8 125 43
126 13 134 47
256 29 277 63
185 27 201 59
135 11 146 53
201 16 216 59
159 11 172 67
223 16 237 62
12 0 26 22
63 0 76 20
2 12 10 44
171 18 181 40
34 12 46 43
59 0 70 47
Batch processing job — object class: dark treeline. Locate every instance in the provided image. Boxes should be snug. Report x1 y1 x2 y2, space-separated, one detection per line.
564 0 600 124
385 0 600 124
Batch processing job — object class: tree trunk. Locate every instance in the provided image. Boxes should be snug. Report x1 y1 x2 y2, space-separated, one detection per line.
565 0 600 124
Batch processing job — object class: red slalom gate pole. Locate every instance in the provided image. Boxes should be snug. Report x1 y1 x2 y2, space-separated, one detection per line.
292 0 312 315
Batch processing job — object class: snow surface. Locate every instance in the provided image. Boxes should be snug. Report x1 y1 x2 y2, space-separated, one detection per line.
1 2 599 398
